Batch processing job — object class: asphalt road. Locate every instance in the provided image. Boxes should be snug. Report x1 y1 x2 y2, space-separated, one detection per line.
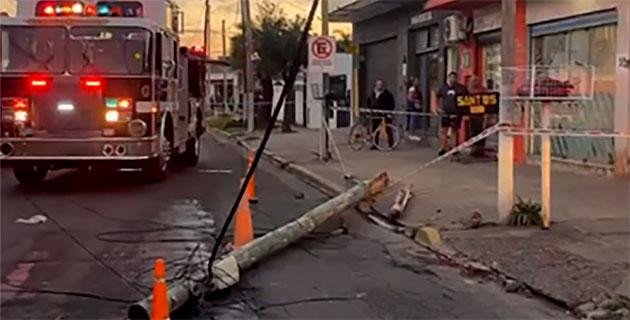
1 134 569 319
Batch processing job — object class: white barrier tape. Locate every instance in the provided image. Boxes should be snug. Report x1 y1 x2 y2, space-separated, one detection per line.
500 126 630 138
331 106 436 117
321 118 351 177
386 123 500 193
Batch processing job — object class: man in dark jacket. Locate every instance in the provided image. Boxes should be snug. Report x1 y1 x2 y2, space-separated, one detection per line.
437 72 468 155
367 79 396 148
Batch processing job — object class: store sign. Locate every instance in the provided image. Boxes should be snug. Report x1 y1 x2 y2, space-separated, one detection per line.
456 92 500 115
411 12 432 25
473 11 502 34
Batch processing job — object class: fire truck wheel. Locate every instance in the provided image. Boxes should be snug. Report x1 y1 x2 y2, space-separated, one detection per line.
143 125 173 182
195 110 205 138
182 136 200 166
13 164 48 185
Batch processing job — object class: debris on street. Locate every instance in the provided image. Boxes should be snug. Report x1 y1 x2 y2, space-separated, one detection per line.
15 214 48 225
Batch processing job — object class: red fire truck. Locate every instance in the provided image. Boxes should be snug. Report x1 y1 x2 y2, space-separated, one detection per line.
0 0 208 184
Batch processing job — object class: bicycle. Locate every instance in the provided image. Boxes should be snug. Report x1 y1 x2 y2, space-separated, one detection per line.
348 114 401 151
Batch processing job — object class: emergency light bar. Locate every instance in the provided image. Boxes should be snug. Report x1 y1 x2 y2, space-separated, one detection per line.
35 1 143 17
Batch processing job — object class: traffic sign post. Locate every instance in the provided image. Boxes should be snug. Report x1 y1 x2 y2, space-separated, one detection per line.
309 35 335 161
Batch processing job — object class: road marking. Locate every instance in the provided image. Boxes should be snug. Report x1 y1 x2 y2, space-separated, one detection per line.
198 169 233 174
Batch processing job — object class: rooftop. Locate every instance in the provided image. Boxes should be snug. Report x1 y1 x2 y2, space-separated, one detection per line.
329 0 423 23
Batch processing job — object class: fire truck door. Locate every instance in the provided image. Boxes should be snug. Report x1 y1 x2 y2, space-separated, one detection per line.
176 49 189 142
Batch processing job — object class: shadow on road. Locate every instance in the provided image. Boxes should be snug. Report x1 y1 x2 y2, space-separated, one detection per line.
2 165 193 196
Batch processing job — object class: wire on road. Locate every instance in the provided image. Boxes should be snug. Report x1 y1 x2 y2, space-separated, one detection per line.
28 199 148 296
2 283 136 304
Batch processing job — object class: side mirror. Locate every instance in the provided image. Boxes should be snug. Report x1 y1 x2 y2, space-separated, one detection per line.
163 60 175 74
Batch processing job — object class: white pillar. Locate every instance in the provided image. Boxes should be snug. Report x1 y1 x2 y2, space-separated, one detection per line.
614 0 630 175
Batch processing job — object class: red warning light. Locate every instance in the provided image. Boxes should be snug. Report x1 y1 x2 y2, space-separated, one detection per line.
29 78 50 89
81 77 104 91
13 99 28 110
85 4 96 16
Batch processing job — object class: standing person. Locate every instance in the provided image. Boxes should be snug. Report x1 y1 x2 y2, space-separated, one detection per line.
406 78 423 137
367 79 396 148
436 72 468 156
467 75 488 157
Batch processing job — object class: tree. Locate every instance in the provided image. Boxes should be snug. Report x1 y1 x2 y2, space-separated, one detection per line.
333 30 355 54
230 1 308 131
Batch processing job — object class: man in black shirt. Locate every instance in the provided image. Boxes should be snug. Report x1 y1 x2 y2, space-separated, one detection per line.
437 72 468 155
367 79 396 148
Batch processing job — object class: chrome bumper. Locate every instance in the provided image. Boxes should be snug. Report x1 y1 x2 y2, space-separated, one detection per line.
0 136 159 161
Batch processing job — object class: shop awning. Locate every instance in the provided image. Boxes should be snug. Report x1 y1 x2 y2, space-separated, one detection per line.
329 0 422 23
424 0 497 11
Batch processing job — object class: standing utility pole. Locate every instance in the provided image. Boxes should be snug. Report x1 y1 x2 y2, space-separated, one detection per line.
203 0 210 58
241 0 255 132
498 0 526 223
319 0 331 161
222 19 229 114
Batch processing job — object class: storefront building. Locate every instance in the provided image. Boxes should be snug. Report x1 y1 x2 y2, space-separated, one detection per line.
330 0 451 117
423 0 629 172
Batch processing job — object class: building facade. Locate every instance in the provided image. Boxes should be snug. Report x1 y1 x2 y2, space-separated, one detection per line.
331 0 450 115
332 0 630 173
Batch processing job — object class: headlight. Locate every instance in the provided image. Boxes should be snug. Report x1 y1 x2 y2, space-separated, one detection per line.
128 119 147 137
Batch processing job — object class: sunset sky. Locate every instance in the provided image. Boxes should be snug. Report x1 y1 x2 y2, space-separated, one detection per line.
0 0 353 57
175 0 353 57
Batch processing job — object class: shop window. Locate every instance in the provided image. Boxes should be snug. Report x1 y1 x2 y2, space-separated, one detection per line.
532 24 616 93
483 43 501 90
531 24 617 165
429 26 440 48
415 29 429 51
414 25 440 53
589 25 616 89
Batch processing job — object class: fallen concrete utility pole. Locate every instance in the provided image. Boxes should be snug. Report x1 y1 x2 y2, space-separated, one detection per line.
389 186 413 220
128 172 389 319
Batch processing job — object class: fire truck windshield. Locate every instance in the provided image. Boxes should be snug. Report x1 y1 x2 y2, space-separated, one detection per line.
1 26 66 74
69 27 151 75
0 26 151 75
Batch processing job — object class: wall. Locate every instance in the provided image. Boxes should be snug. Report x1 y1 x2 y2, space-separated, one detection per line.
354 4 425 107
306 53 353 129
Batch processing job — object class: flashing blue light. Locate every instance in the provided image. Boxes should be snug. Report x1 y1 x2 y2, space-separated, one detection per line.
97 5 110 15
105 98 117 108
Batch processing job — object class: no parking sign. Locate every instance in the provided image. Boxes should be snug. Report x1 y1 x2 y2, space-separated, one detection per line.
308 36 336 73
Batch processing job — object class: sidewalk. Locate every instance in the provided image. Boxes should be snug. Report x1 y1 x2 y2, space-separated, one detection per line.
224 125 629 311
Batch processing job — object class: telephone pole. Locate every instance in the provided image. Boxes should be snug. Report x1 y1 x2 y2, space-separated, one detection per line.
203 0 210 58
319 0 331 161
222 19 229 114
241 0 255 132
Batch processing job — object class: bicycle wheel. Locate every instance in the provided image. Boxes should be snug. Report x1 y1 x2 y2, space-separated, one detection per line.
372 123 401 151
348 123 370 151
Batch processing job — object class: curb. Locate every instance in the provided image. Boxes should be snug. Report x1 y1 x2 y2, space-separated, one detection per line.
360 205 575 313
411 229 579 312
208 128 347 197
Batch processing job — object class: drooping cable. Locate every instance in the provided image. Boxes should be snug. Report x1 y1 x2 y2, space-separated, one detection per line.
206 0 320 278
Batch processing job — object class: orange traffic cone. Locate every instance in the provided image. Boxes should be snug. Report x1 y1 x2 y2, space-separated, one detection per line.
233 191 254 249
246 152 258 203
151 259 169 320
